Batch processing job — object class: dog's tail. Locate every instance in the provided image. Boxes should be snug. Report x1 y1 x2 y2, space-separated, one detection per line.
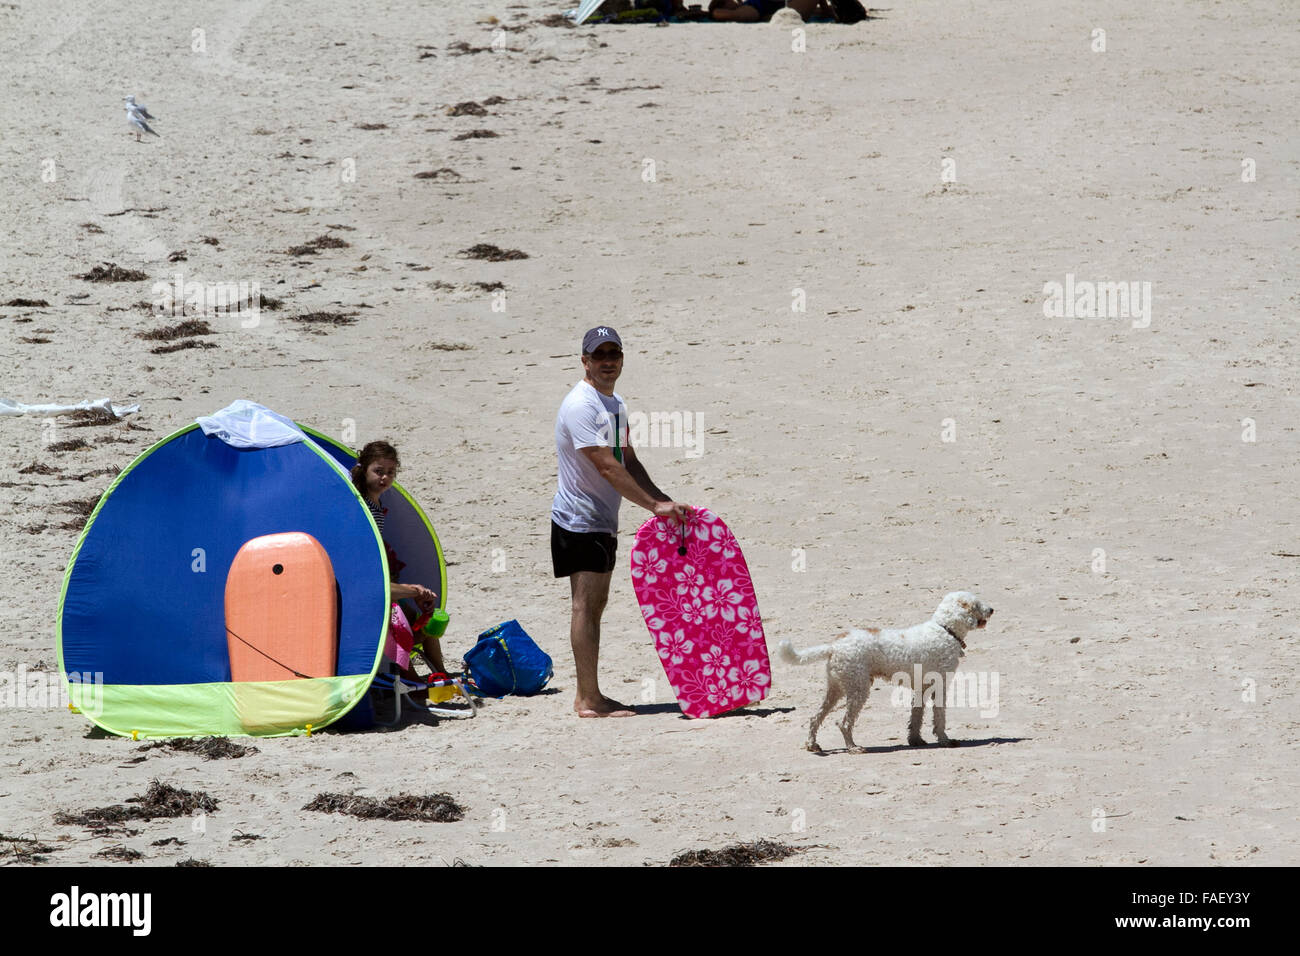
776 640 835 666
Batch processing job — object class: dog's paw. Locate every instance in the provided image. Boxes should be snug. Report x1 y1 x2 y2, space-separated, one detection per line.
847 746 868 755
940 737 961 747
907 736 926 747
805 742 824 754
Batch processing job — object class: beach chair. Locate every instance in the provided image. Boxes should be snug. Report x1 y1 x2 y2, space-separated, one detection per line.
368 666 478 726
365 602 477 725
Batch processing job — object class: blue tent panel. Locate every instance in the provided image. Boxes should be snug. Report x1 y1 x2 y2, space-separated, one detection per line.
60 426 388 685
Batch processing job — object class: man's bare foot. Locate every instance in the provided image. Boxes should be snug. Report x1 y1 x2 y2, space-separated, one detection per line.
575 696 636 717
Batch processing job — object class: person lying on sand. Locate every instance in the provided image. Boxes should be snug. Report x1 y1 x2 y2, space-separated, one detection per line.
709 0 852 21
709 0 832 21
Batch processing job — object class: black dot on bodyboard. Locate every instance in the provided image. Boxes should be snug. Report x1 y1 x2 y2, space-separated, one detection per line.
272 564 284 575
677 546 687 557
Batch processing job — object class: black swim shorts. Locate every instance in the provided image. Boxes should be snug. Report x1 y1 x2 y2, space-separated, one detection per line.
551 520 618 577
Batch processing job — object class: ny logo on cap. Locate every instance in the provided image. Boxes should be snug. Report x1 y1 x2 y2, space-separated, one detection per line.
597 327 610 336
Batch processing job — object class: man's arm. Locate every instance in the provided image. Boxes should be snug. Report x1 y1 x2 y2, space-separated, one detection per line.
580 445 689 521
621 444 670 503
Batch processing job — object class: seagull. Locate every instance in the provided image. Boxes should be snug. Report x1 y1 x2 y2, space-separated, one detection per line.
124 95 159 142
124 95 157 121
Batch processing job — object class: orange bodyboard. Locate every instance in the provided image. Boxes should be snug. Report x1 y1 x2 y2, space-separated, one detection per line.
225 532 338 681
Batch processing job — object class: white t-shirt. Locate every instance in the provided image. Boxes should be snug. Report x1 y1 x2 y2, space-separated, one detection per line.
552 380 628 534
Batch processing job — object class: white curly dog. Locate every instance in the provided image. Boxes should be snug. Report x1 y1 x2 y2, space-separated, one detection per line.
778 591 994 752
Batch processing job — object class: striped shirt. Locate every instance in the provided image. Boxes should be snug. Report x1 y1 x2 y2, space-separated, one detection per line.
366 498 386 534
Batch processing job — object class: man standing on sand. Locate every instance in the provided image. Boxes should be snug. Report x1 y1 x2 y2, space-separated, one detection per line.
552 327 691 717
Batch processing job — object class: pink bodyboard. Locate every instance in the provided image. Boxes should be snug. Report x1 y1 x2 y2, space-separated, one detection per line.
631 508 771 718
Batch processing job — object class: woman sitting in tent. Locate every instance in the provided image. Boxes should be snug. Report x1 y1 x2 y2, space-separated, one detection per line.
351 440 447 676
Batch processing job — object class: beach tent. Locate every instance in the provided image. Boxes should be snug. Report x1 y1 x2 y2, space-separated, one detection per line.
57 402 446 739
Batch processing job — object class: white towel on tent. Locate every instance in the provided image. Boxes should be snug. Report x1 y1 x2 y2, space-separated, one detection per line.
196 400 304 449
0 396 140 418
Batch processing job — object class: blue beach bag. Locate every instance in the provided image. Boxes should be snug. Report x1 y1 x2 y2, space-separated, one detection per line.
463 620 553 697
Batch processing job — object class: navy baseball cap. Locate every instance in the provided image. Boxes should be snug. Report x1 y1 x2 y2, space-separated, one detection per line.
582 327 623 355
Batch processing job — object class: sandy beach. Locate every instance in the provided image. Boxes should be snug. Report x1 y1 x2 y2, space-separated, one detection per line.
1 0 1297 866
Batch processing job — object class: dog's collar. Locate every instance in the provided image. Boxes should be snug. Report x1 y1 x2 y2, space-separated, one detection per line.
940 624 966 650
